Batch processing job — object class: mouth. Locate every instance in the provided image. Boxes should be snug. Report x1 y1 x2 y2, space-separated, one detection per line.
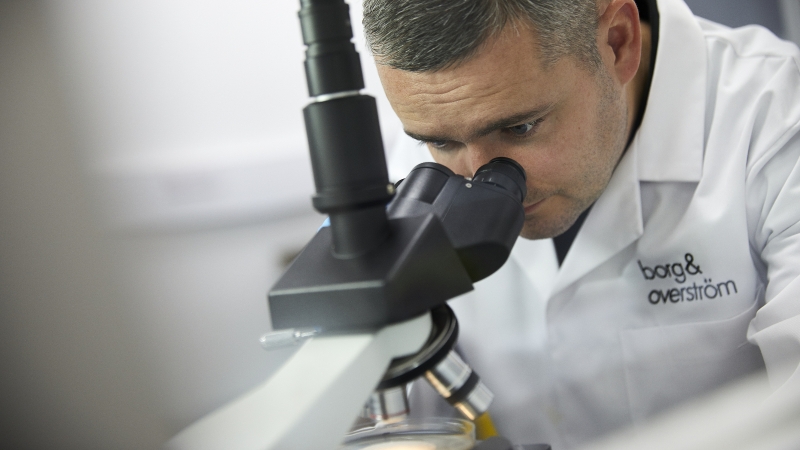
523 198 547 215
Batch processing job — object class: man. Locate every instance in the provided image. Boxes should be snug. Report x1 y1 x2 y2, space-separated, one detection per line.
364 0 800 447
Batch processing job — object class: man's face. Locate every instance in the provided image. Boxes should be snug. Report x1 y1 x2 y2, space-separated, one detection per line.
377 23 630 239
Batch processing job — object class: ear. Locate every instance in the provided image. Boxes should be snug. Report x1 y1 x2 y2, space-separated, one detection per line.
597 0 641 86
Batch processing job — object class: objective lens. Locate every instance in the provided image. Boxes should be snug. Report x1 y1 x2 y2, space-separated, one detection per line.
362 384 410 422
424 350 494 421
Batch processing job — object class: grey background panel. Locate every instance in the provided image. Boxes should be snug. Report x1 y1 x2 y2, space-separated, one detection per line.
780 0 800 45
683 0 784 35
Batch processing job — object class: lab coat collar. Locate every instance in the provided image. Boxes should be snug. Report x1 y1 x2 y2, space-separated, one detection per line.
636 0 706 182
548 0 706 296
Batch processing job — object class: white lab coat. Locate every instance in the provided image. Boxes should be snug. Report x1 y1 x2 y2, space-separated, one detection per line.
388 0 800 447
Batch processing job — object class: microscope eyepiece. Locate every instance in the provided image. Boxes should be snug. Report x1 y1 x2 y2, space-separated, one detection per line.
298 0 364 96
473 157 527 203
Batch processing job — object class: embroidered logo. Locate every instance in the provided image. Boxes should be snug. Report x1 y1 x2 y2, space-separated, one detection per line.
638 253 738 305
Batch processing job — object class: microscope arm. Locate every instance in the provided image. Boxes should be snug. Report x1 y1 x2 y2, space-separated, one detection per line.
166 312 432 450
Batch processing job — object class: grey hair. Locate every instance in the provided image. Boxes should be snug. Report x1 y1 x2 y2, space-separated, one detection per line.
362 0 603 72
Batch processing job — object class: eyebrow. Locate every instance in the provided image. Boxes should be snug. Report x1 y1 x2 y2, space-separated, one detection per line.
404 103 555 143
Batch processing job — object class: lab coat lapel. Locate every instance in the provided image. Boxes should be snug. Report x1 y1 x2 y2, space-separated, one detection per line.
550 144 643 297
547 0 707 298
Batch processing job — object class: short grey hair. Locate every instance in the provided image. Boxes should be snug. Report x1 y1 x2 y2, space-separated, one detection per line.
363 0 603 72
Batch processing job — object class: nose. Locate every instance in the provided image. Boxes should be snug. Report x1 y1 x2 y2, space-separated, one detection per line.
463 143 504 178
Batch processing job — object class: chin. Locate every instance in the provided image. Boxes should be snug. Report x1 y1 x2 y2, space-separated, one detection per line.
519 211 583 240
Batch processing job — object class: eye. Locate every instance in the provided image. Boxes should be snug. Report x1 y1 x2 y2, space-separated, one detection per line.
422 140 457 152
509 123 534 135
505 118 544 137
416 138 459 152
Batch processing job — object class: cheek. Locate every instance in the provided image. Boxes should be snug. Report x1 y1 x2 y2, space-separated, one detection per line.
514 135 583 189
533 100 613 186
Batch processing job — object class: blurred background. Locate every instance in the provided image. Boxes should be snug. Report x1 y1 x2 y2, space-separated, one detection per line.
1 0 799 448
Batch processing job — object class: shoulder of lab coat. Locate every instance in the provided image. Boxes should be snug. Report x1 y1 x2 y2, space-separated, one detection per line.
643 1 800 398
718 25 800 396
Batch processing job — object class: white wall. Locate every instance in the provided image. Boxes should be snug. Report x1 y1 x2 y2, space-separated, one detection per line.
2 0 401 448
44 0 400 231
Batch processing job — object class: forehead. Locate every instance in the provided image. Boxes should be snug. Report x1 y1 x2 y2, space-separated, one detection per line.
377 23 567 138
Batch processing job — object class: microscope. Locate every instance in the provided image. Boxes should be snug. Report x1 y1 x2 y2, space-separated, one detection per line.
167 1 541 448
